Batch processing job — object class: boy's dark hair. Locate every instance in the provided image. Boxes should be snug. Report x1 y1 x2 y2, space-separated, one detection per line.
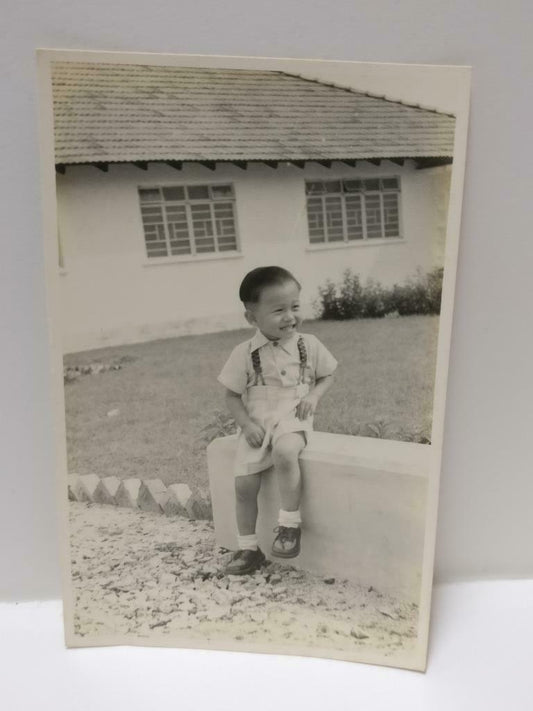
239 266 301 305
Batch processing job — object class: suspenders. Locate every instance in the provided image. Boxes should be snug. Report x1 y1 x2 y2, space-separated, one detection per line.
251 336 308 386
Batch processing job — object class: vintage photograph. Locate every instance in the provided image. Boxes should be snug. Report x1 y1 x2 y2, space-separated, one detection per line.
38 51 469 670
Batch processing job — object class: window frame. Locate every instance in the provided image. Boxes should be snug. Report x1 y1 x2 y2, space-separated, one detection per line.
305 176 403 248
137 182 241 263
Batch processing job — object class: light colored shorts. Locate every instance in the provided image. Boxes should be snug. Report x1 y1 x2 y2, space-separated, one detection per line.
234 383 312 477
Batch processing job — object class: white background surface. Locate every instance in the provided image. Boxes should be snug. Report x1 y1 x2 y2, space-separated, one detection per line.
3 580 533 710
1 0 532 662
1 0 532 704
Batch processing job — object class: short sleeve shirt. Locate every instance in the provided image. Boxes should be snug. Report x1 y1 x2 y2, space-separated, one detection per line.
218 330 338 395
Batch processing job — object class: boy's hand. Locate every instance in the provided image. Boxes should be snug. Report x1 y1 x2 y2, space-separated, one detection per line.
242 421 266 448
296 393 319 420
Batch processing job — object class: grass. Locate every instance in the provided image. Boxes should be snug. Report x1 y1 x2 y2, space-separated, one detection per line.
64 315 439 488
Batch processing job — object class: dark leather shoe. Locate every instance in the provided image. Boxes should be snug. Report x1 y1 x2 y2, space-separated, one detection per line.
271 526 301 558
224 548 266 575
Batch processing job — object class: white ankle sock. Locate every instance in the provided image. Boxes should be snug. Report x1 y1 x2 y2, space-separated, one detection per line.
237 533 258 551
278 509 301 528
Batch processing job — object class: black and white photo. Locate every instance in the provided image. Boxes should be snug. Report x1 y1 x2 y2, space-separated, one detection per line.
37 50 470 670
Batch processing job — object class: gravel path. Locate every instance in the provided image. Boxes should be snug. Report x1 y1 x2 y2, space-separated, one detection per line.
69 502 419 663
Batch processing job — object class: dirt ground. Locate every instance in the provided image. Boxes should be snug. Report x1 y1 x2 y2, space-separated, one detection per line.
68 502 420 664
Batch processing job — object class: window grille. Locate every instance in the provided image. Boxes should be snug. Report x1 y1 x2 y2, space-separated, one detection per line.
306 178 401 244
138 184 238 258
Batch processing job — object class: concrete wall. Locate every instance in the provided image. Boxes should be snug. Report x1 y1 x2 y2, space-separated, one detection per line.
56 161 450 353
208 432 430 602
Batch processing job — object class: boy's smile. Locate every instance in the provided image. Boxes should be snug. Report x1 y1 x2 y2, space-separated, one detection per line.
245 280 302 341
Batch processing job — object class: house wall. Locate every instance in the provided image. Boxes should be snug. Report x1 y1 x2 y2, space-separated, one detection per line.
56 161 451 353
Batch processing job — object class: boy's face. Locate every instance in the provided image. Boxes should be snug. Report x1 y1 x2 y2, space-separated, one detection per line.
245 280 302 340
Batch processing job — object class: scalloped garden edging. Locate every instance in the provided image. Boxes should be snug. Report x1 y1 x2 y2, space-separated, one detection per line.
67 473 213 521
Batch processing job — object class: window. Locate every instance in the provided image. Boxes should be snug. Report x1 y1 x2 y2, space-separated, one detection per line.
306 177 401 245
138 184 239 258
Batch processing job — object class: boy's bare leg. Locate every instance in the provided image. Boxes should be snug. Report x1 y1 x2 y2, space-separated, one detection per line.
272 432 306 511
235 473 261 535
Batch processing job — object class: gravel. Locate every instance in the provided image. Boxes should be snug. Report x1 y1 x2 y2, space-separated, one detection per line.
69 502 419 660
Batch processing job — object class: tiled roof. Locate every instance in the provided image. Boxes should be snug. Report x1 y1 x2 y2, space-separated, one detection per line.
51 62 455 165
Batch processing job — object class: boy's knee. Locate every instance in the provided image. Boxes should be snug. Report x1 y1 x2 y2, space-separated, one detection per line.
272 435 305 466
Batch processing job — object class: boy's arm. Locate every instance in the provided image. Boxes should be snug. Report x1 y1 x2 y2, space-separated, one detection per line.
296 373 335 420
224 389 265 447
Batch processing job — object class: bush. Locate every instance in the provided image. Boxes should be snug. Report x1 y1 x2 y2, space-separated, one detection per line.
198 410 237 445
391 268 443 316
315 267 443 320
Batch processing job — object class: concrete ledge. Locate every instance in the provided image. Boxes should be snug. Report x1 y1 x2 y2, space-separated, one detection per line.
207 432 431 601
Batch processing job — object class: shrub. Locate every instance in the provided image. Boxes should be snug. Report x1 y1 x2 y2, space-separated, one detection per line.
391 268 443 316
360 279 389 319
198 410 237 445
315 267 443 320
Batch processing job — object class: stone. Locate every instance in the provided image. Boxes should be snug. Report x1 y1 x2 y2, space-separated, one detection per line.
106 408 120 418
169 483 193 515
350 628 369 640
228 575 247 585
181 549 197 564
164 485 189 517
249 611 267 624
168 483 211 520
324 577 336 585
77 474 102 502
67 474 82 501
378 607 400 620
93 476 121 505
159 573 177 586
272 586 287 596
138 479 169 513
115 478 142 508
186 492 209 520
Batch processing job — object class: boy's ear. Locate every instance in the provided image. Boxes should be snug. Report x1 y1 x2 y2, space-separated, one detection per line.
244 309 256 326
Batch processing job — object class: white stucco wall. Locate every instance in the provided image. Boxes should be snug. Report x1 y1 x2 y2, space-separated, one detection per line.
56 160 450 353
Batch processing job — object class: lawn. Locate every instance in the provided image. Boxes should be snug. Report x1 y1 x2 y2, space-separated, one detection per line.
64 315 439 488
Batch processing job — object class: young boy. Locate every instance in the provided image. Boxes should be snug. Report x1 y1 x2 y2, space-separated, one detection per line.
217 266 337 575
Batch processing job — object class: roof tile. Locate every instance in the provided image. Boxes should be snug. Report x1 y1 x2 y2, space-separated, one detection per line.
52 63 455 164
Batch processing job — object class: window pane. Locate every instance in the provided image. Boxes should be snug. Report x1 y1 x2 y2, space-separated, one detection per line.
139 188 161 202
343 179 362 193
214 202 237 251
324 180 342 194
365 194 383 238
165 204 190 254
325 196 344 242
306 176 401 244
191 203 215 252
210 184 234 199
140 183 238 258
162 186 185 201
383 193 400 237
345 195 363 240
306 182 326 195
187 185 210 200
306 197 325 243
146 246 168 257
381 177 400 191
